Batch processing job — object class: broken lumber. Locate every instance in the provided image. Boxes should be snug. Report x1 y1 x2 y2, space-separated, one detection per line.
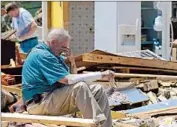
97 66 177 75
84 71 177 81
1 113 97 127
2 29 16 40
133 106 177 118
1 65 22 69
114 73 177 80
77 51 177 70
113 122 136 127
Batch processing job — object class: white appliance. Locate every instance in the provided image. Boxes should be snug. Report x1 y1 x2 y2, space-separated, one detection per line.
95 2 141 53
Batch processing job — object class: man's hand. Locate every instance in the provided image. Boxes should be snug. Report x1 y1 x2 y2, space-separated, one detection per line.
9 34 18 42
18 36 26 42
101 70 115 81
8 98 24 113
9 104 26 113
8 103 18 113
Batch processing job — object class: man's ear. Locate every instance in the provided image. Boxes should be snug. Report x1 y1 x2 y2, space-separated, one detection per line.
51 39 56 45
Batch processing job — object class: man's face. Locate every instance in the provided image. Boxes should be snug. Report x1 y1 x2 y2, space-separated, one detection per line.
7 9 18 17
51 39 70 57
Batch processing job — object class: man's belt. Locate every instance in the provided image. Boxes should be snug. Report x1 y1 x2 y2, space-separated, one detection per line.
25 94 43 106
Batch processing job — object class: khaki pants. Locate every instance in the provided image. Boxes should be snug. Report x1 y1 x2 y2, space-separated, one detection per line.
27 82 112 127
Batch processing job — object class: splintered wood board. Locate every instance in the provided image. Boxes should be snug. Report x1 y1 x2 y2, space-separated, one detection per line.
133 106 177 118
97 66 177 74
1 113 97 127
1 65 23 69
84 71 177 80
114 73 177 80
75 52 177 70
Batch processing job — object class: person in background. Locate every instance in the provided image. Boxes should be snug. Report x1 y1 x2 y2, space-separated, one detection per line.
5 2 38 53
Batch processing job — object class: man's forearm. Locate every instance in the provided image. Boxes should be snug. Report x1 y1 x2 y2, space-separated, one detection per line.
59 72 103 85
59 70 114 85
19 21 37 41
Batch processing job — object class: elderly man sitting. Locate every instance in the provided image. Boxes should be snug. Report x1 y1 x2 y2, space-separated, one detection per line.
21 28 114 127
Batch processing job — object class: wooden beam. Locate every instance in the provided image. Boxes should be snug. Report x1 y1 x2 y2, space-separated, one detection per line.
1 113 97 127
3 29 17 40
113 123 136 127
84 71 177 80
80 53 177 70
77 111 127 120
133 106 177 118
111 111 127 119
2 121 9 127
97 66 177 74
1 65 22 69
115 73 177 80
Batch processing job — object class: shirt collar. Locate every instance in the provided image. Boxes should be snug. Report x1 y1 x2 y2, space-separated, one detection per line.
36 42 64 59
36 42 52 53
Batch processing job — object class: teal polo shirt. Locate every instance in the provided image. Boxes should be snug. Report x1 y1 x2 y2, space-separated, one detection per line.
22 42 69 102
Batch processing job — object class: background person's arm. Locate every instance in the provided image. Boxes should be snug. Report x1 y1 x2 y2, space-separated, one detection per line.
18 21 37 41
18 9 37 41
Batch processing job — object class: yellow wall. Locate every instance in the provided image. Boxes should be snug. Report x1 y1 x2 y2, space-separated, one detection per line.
49 2 63 28
48 2 69 30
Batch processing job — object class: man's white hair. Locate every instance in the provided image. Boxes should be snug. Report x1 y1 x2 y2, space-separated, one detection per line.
47 28 71 43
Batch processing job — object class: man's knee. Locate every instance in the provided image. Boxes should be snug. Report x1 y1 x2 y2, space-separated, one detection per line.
90 84 106 97
93 84 104 91
96 84 105 95
77 81 89 88
73 81 89 91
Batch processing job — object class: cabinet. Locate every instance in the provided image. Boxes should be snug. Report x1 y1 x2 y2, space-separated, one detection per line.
141 1 161 52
